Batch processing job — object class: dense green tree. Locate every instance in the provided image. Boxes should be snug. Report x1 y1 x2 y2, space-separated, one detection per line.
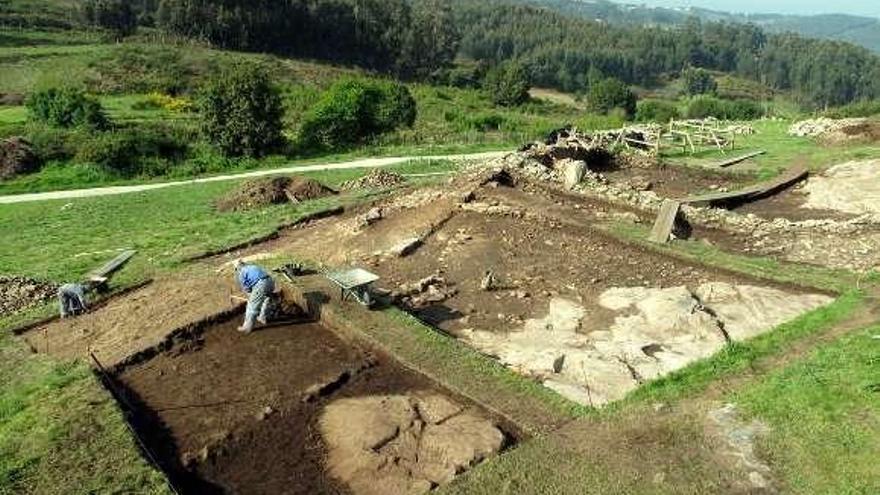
682 67 717 96
299 79 416 150
587 78 637 118
198 63 285 157
81 0 137 39
485 62 531 107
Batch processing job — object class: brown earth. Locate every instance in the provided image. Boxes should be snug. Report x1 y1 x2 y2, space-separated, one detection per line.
23 273 240 367
239 176 810 340
113 317 509 495
216 175 336 212
603 163 751 199
820 120 880 145
731 184 855 221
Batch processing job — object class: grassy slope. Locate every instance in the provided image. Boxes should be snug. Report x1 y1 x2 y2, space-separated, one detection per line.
0 161 457 494
668 120 880 177
734 325 880 494
0 28 606 193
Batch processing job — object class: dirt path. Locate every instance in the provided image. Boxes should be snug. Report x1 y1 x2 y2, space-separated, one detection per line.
0 151 505 204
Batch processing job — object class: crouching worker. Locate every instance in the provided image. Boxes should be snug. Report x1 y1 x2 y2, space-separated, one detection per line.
233 260 276 333
57 278 107 318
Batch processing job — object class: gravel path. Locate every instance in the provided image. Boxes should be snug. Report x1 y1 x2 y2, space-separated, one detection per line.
0 151 505 204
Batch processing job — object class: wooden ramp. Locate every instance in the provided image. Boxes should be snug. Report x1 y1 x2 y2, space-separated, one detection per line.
716 150 766 168
679 165 808 207
647 164 808 244
87 250 137 282
649 199 682 244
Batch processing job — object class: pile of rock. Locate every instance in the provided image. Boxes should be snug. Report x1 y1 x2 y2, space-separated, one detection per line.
0 276 58 315
393 272 458 308
341 169 407 191
788 118 867 138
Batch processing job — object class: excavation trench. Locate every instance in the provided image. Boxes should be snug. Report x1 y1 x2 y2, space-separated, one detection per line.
101 312 517 495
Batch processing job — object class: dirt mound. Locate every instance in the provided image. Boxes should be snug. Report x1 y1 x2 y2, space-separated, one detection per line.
822 120 880 145
0 137 39 180
788 117 880 144
0 275 58 315
341 169 407 190
320 394 504 495
216 176 335 212
0 92 24 106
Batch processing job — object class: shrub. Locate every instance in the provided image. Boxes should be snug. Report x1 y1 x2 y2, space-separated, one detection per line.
132 92 195 113
484 62 531 107
199 63 285 157
299 79 417 150
73 125 191 177
26 88 109 130
682 67 717 96
636 100 680 123
686 96 764 120
825 100 880 119
587 78 637 119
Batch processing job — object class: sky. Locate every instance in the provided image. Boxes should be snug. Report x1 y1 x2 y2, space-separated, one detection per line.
628 0 880 18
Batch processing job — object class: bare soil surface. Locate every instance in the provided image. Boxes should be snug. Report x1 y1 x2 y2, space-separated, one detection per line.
235 176 829 406
603 163 750 199
731 184 853 221
23 273 240 367
114 317 509 495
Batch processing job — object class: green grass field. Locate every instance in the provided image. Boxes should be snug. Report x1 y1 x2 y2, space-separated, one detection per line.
3 14 880 495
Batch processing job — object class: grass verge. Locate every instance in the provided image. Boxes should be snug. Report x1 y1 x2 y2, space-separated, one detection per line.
733 325 880 494
0 314 170 495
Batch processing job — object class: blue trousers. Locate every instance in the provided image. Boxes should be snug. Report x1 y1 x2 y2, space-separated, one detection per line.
243 278 275 330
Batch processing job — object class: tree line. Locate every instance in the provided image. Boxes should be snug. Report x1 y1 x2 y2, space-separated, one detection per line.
450 2 880 108
149 0 458 79
81 0 880 108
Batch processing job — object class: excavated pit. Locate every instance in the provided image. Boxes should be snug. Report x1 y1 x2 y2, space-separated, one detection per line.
106 315 515 495
229 176 834 408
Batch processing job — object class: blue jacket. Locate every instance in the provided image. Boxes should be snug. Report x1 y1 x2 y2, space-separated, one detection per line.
237 265 270 293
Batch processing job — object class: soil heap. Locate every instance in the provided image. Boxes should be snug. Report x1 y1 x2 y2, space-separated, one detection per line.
0 276 58 315
0 137 39 180
789 117 880 144
341 169 407 190
216 176 335 212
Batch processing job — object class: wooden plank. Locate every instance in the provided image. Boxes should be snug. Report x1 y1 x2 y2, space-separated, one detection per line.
716 150 766 168
649 199 681 244
87 250 136 281
680 165 808 207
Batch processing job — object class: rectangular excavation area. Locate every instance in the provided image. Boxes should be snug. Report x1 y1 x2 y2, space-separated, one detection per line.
111 316 512 495
240 174 834 408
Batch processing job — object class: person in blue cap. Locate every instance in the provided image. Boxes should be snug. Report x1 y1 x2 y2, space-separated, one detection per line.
233 259 276 333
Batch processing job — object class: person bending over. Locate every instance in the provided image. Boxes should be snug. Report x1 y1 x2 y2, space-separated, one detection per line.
233 260 276 333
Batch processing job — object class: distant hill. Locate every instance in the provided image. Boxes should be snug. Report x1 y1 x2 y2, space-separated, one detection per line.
523 0 880 53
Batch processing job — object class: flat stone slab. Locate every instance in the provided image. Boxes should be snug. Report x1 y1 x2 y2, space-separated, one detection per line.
462 285 832 407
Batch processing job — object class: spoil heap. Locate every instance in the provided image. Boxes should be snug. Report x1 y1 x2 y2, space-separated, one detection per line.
216 176 335 212
0 276 58 315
